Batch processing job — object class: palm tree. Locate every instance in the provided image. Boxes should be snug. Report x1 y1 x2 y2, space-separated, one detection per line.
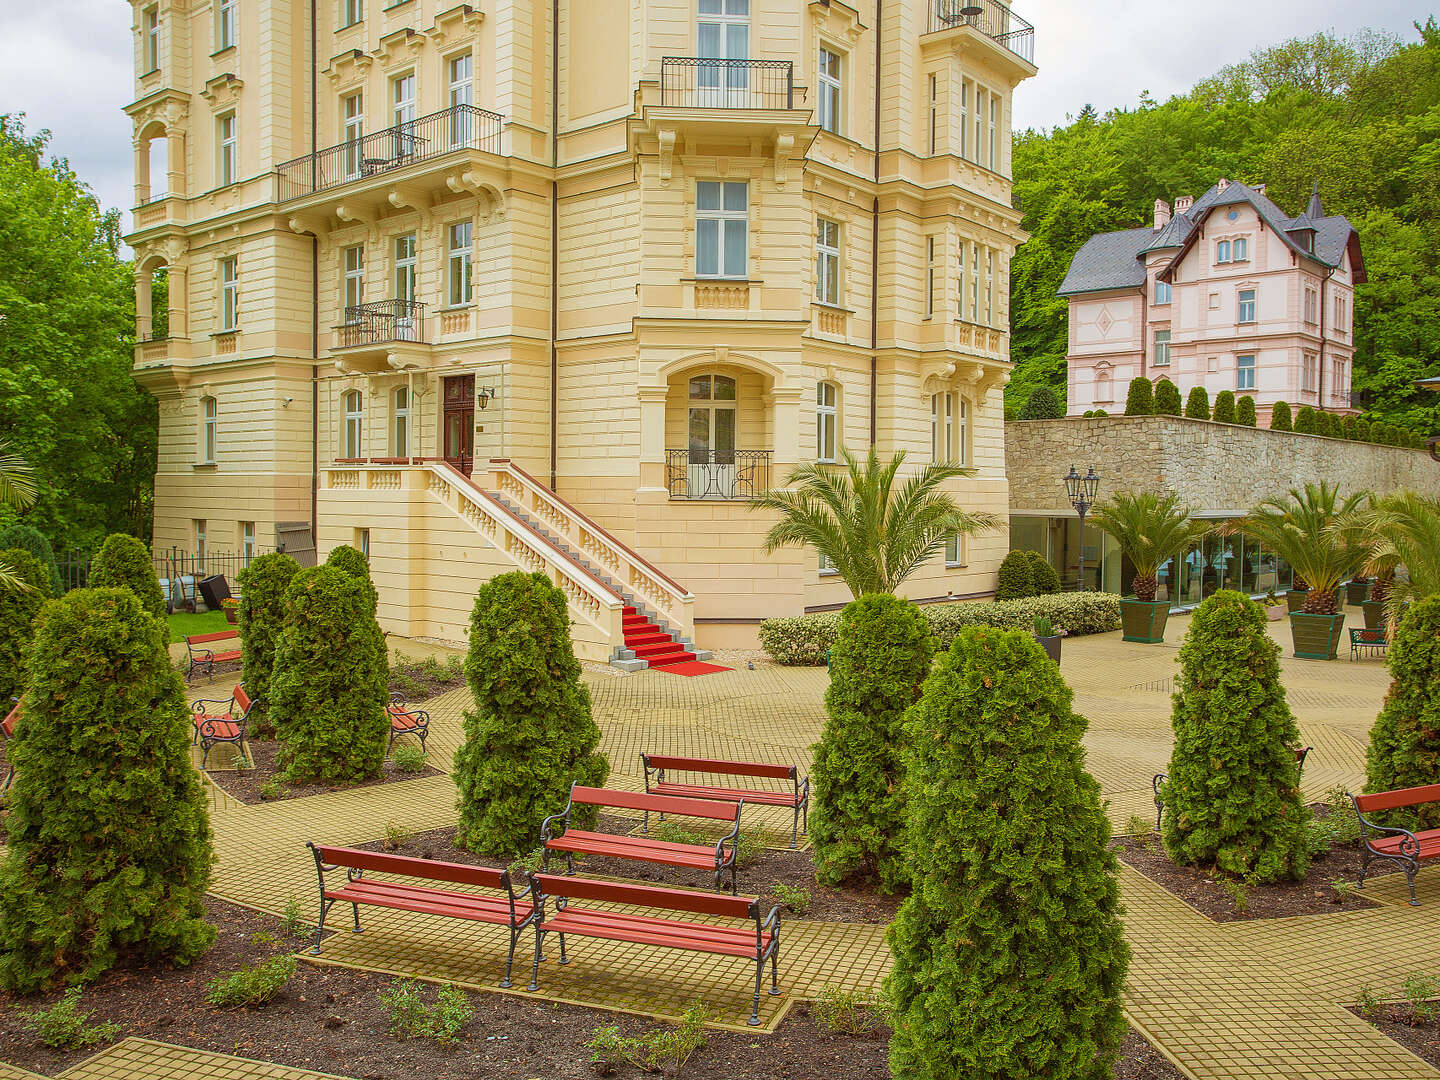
0 444 38 590
1089 492 1211 602
1242 482 1370 615
750 447 999 598
1335 492 1440 627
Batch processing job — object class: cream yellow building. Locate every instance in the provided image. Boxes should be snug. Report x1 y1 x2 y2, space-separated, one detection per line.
124 0 1036 661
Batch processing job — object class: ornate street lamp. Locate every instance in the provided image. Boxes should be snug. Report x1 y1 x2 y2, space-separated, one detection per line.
1064 465 1101 590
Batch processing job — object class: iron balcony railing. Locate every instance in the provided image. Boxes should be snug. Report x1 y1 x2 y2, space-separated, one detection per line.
275 103 504 202
666 449 772 501
338 299 426 349
660 58 796 110
927 0 1035 65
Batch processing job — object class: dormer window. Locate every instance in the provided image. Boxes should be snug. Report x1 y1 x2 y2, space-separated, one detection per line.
1216 240 1231 263
1232 237 1248 261
1154 278 1171 305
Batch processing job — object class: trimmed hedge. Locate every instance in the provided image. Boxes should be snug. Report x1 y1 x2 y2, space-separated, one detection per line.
1270 400 1292 431
1123 377 1154 416
759 593 1121 665
1236 395 1258 426
0 549 53 703
1154 379 1183 416
88 534 164 616
1212 390 1237 424
1294 406 1318 435
1184 386 1210 420
1024 550 1060 594
994 550 1034 601
1019 386 1064 420
0 588 215 991
0 525 61 597
811 594 933 892
1364 597 1440 829
885 627 1128 1079
236 552 301 736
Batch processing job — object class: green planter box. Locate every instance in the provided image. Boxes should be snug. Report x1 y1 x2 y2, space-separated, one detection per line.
1285 590 1309 613
1120 598 1171 643
1346 580 1371 606
1362 600 1385 630
1290 612 1347 660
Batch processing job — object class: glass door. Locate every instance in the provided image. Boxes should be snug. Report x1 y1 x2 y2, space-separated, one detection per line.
697 0 750 106
443 375 475 476
687 374 737 497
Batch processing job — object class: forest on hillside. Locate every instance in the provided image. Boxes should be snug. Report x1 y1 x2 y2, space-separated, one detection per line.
1007 19 1440 434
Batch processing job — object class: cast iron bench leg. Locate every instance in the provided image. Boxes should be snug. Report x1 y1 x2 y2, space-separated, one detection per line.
528 927 546 991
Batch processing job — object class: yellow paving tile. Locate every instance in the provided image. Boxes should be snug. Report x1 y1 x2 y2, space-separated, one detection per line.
56 1038 354 1079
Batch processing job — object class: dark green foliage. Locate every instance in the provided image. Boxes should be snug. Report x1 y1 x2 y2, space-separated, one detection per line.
87 534 164 617
1019 386 1064 420
1160 591 1311 883
1365 597 1440 828
1355 418 1372 441
811 594 933 892
1212 391 1237 424
1024 549 1061 594
886 627 1127 1079
1154 379 1183 415
1123 377 1154 416
1270 400 1293 431
1320 411 1341 438
1343 415 1359 439
236 553 301 736
0 549 52 703
994 549 1035 601
269 567 389 784
1237 395 1258 426
0 588 215 991
1294 406 1318 434
325 544 378 612
1003 405 1016 422
1185 386 1210 420
453 572 610 858
0 525 61 596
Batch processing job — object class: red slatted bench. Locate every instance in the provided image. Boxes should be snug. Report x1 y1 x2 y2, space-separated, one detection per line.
1153 745 1311 832
306 843 535 988
1352 784 1440 905
184 630 241 684
2 698 20 792
386 692 430 757
189 684 258 768
541 784 744 893
643 753 809 847
527 873 780 1026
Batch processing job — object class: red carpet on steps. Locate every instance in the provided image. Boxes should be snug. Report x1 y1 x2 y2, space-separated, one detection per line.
622 607 732 677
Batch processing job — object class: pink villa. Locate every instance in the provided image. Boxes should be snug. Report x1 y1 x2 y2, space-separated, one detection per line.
1057 180 1365 426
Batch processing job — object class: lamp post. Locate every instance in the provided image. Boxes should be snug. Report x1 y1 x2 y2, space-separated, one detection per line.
1063 465 1101 591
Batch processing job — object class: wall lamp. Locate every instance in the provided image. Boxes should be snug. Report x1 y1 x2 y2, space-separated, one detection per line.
477 386 497 410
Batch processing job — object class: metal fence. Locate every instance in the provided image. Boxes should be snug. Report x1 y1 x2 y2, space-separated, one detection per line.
665 449 772 500
58 546 275 610
660 58 796 110
339 299 427 348
926 0 1035 65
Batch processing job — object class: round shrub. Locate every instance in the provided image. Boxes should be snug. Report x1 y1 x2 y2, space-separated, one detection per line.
1092 409 1108 417
1024 549 1060 594
453 572 610 858
1294 406 1318 435
1160 591 1311 883
0 549 52 703
1123 377 1154 416
1236 395 1257 426
269 566 389 783
236 552 301 736
0 525 61 597
1185 386 1210 420
1212 390 1237 424
811 594 933 892
88 534 164 616
886 627 1127 1079
0 588 215 991
1270 400 1292 431
1019 386 1064 421
1365 597 1440 829
325 544 378 612
994 549 1035 602
1154 379 1182 416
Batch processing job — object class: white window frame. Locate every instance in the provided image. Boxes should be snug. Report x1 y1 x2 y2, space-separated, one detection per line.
1304 286 1317 324
816 381 838 463
342 0 363 27
956 240 967 321
219 257 238 331
358 528 371 561
931 392 956 463
974 86 985 168
217 0 237 51
1216 240 1231 263
343 245 365 311
945 533 965 567
343 389 364 458
697 0 750 101
927 73 938 155
217 112 237 186
925 236 938 318
989 93 999 171
1238 288 1257 324
956 396 969 466
819 551 836 574
240 521 255 566
969 243 979 321
393 385 410 457
695 181 748 278
817 46 842 135
1237 354 1256 391
448 52 473 147
394 233 417 304
1154 278 1171 305
447 221 473 306
1302 351 1318 392
815 217 840 305
195 520 208 571
342 92 364 178
392 71 416 134
201 396 218 463
959 80 969 160
1153 329 1171 367
1232 236 1249 262
143 6 160 72
984 247 995 326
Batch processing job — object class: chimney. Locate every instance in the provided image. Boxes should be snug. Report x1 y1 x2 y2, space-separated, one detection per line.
1174 195 1194 214
1153 198 1171 230
1254 183 1267 197
1216 177 1230 191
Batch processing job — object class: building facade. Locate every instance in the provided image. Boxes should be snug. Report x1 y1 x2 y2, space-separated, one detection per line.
123 0 1037 659
1057 180 1364 427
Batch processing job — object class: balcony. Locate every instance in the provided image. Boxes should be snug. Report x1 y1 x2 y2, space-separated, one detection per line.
665 449 772 501
660 58 796 110
338 300 426 350
925 0 1035 66
276 104 503 203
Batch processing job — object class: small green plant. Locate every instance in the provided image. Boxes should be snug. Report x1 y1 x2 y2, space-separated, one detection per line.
383 821 413 851
813 987 888 1038
584 1001 710 1077
653 821 762 869
1123 813 1154 839
507 846 546 879
391 744 426 773
231 752 253 772
378 979 475 1043
1355 984 1382 1019
19 988 122 1049
1402 973 1440 1025
772 883 812 915
1032 615 1055 638
251 931 278 946
585 1024 634 1076
1218 877 1249 914
1307 787 1362 855
281 897 308 938
258 777 285 801
1330 878 1360 902
205 956 298 1008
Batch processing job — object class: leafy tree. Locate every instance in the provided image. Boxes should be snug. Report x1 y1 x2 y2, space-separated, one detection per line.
453 572 609 857
1295 406 1318 434
886 627 1127 1080
88 534 164 617
1019 386 1064 420
751 448 999 598
1365 597 1440 828
0 524 61 597
0 549 51 702
0 588 215 991
995 549 1035 601
1236 395 1258 426
236 552 301 736
1270 400 1293 431
1185 386 1210 420
1154 379 1183 415
1243 482 1369 614
269 566 388 783
1161 591 1311 883
1339 493 1440 624
1024 549 1061 594
811 594 933 892
1090 492 1210 601
1212 391 1237 424
1124 377 1155 416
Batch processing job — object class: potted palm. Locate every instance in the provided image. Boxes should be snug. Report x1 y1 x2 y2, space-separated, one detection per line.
1335 492 1440 631
1032 614 1062 663
1090 492 1210 644
1244 482 1369 660
1285 578 1310 613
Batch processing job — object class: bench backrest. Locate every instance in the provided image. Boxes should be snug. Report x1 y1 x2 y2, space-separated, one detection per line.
1354 783 1440 814
569 785 740 822
532 872 757 919
1 700 19 739
643 753 795 781
309 844 510 891
233 685 254 714
188 630 239 646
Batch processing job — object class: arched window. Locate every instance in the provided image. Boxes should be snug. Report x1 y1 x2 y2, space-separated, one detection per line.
1095 370 1113 403
200 396 218 463
815 381 838 462
956 396 969 466
393 386 410 458
343 390 363 459
1232 237 1248 261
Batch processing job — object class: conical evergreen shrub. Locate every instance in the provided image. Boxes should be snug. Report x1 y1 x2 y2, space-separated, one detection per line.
811 594 933 892
1212 390 1237 424
269 566 389 783
0 588 215 991
995 550 1034 601
325 544 378 612
1154 379 1183 416
0 549 52 703
1294 406 1318 434
1024 549 1061 594
1123 377 1154 416
88 534 164 616
1019 386 1064 420
886 627 1127 1079
1355 418 1371 441
1270 400 1293 431
1365 597 1440 829
453 572 610 857
1185 386 1210 420
1236 395 1257 426
0 525 62 597
1161 591 1310 883
236 552 301 736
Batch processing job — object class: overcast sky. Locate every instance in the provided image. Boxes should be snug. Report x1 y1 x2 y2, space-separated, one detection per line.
0 1 1430 223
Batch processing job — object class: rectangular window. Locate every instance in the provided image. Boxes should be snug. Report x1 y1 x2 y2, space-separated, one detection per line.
1216 240 1231 263
240 521 255 566
1237 354 1256 391
990 94 999 170
815 217 839 305
945 534 964 566
143 6 160 71
342 0 363 27
956 396 968 466
816 381 837 462
925 236 938 318
970 243 979 321
931 392 955 462
959 80 969 160
956 240 966 320
217 113 237 186
927 74 937 155
1153 329 1171 367
343 245 364 310
448 52 473 146
195 521 208 571
358 528 371 561
219 257 238 330
974 87 985 167
984 248 995 326
818 46 842 134
1334 294 1347 333
201 398 217 463
448 221 473 306
695 181 748 278
1303 351 1318 392
1232 237 1248 261
1154 278 1171 305
1303 287 1317 324
1238 288 1256 324
819 551 836 573
394 234 416 303
217 0 237 50
342 92 364 177
393 386 410 457
392 72 416 158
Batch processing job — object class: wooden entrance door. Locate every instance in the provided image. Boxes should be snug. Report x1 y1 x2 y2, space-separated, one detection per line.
443 375 475 476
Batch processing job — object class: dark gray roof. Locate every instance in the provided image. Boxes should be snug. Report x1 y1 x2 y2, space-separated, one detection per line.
1056 227 1153 295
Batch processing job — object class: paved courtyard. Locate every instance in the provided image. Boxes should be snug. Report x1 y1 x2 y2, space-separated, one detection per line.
162 610 1440 1076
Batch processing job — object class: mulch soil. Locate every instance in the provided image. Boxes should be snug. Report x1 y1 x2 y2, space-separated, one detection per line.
204 738 441 805
0 900 1184 1080
1352 1006 1440 1070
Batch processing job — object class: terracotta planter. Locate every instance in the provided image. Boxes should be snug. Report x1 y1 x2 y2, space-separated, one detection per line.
1034 634 1062 663
1346 580 1371 606
1285 590 1309 613
223 607 239 624
1120 599 1171 644
1290 611 1346 660
1265 604 1286 622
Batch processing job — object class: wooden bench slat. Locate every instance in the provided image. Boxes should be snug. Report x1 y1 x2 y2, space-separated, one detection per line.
569 785 741 821
531 873 756 918
187 630 240 645
643 754 795 780
546 906 764 944
651 781 797 807
545 835 720 871
542 911 771 958
1354 784 1440 814
313 846 508 891
327 882 530 925
1368 831 1440 858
